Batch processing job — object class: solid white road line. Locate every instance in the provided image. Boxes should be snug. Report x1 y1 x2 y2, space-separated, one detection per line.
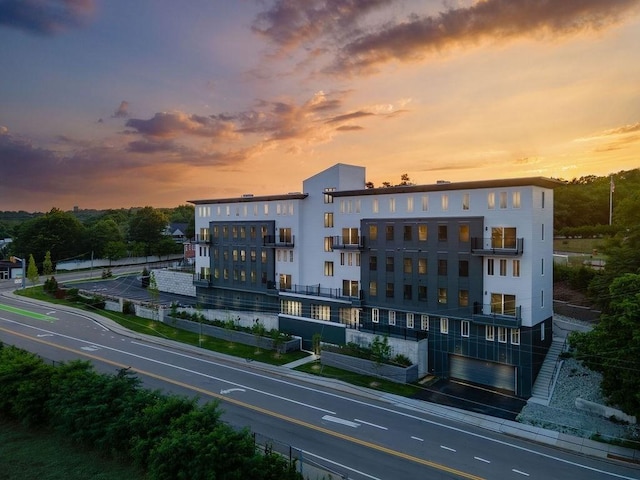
299 449 382 480
354 418 388 430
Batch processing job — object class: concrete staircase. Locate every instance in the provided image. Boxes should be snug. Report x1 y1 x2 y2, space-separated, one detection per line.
529 336 566 405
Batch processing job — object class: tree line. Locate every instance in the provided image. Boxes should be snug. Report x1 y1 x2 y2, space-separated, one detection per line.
1 205 195 269
0 344 301 479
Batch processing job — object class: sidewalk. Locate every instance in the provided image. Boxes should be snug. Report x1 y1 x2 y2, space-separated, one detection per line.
4 291 640 464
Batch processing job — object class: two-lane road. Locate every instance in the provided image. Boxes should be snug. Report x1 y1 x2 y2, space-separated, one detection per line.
1 293 638 480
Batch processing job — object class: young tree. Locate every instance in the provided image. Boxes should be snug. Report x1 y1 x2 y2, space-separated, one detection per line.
147 272 160 321
27 254 39 286
42 250 53 275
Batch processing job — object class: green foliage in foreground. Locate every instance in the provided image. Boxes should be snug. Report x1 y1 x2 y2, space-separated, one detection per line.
0 418 143 480
0 344 302 480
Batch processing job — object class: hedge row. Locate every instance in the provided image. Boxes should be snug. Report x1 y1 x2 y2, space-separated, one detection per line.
0 343 301 480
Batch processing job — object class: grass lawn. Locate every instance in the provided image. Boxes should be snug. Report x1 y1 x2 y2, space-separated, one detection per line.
294 360 424 397
0 419 143 480
15 287 309 366
553 237 606 254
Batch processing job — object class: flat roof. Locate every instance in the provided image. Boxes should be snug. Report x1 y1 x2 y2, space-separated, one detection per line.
188 192 308 205
331 176 564 198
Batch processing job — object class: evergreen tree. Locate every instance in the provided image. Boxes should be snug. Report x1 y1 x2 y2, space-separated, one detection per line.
42 250 53 275
27 254 39 286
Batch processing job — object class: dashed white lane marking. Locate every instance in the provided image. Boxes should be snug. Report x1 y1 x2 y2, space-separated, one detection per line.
411 436 424 442
440 445 456 452
322 415 360 428
354 418 388 430
220 388 246 395
81 345 99 351
36 333 54 337
474 456 491 463
513 469 530 476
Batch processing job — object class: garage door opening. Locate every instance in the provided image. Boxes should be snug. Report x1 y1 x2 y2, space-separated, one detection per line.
449 355 516 393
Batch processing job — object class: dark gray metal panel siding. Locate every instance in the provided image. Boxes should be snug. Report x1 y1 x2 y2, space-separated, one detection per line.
279 316 346 349
449 355 515 392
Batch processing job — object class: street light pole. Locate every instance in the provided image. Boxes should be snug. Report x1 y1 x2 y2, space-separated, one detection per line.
9 256 26 289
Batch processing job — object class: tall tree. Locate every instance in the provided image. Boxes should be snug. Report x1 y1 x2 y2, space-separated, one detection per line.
27 254 39 286
42 251 53 275
128 207 168 257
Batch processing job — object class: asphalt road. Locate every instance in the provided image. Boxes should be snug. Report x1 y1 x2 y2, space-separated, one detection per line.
1 289 638 480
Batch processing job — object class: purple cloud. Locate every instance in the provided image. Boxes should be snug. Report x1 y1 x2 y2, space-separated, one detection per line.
0 0 95 35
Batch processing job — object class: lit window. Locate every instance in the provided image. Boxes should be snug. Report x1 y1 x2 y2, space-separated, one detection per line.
459 224 469 242
369 281 377 296
488 192 495 209
498 327 507 343
389 197 396 212
404 258 412 274
438 288 447 304
418 224 427 241
324 236 334 252
407 196 414 212
511 329 520 345
499 192 507 209
418 258 427 274
512 191 521 208
462 193 470 210
369 224 378 241
324 212 334 227
373 198 379 213
513 260 520 277
421 195 428 211
459 290 469 307
441 194 448 211
500 259 507 276
388 311 396 326
486 325 494 341
421 315 429 330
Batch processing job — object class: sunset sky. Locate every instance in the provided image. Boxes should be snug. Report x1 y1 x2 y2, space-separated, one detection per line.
1 0 639 212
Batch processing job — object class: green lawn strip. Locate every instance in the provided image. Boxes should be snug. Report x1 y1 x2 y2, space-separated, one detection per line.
553 237 605 255
0 418 143 480
294 360 423 397
15 287 309 366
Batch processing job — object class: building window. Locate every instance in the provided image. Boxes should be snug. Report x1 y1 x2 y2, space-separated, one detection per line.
438 288 447 304
486 325 495 341
324 212 334 228
279 274 291 290
281 300 302 316
251 270 256 283
386 282 395 298
541 258 544 275
491 293 517 316
513 259 520 277
388 311 396 326
311 305 331 321
261 251 267 263
386 225 394 241
418 258 427 274
441 194 448 211
418 285 427 301
438 225 447 241
498 327 507 343
418 224 427 241
324 261 334 276
276 250 281 262
403 257 412 274
462 193 470 210
342 227 359 245
369 256 378 271
541 323 545 341
421 315 429 330
369 281 377 296
459 289 469 307
279 227 292 243
461 320 469 338
541 223 545 240
369 224 378 241
499 259 507 276
499 192 507 209
343 280 358 297
406 313 414 329
240 226 246 239
403 284 412 300
407 196 414 212
340 252 345 266
512 191 521 208
438 259 447 276
222 225 229 238
324 187 335 204
386 256 394 272
372 308 379 323
541 191 545 208
240 250 246 261
389 197 396 213
458 225 470 244
421 195 428 211
488 192 495 209
541 289 544 308
250 249 256 262
459 260 469 277
264 203 269 215
324 236 334 252
487 258 495 275
440 317 449 334
491 227 517 249
373 198 379 213
511 329 520 345
403 225 412 241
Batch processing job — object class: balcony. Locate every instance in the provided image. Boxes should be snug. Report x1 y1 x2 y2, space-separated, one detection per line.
331 235 365 250
471 237 524 256
263 234 295 248
278 283 363 303
471 302 522 327
194 234 211 244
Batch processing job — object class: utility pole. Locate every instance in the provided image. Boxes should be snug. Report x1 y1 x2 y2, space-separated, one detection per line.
609 175 615 226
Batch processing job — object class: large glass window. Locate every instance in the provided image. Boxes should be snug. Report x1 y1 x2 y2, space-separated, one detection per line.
369 281 377 296
418 258 427 274
324 261 334 276
343 280 358 297
438 288 447 304
311 305 331 321
324 236 333 252
369 224 378 241
342 227 359 245
324 212 334 228
491 293 517 316
459 224 469 242
418 224 427 241
491 227 517 249
403 258 412 274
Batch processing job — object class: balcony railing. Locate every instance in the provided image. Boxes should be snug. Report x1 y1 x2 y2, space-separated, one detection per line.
331 235 365 249
278 283 362 301
194 234 211 244
359 321 428 341
193 272 211 284
263 234 295 248
471 302 522 327
471 237 524 256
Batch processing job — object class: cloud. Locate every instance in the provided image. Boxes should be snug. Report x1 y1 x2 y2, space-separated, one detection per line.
252 0 391 51
601 122 640 136
325 110 374 124
327 0 640 75
112 100 130 118
0 0 95 35
125 112 237 140
336 125 364 131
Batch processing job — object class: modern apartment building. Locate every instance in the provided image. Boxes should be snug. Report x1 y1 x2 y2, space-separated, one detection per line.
189 163 561 397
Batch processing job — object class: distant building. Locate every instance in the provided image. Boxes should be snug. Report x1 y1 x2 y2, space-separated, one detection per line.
189 163 561 397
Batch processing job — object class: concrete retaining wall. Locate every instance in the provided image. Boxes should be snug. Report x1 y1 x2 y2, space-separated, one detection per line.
553 300 601 322
575 397 637 425
320 350 419 384
151 269 196 297
57 254 183 271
